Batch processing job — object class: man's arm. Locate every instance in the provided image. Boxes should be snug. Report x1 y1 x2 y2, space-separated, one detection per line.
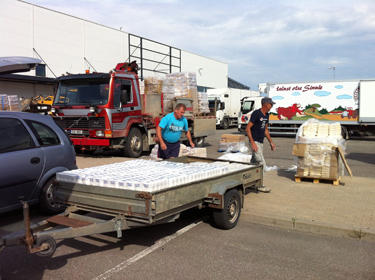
264 124 276 151
246 121 258 152
156 126 167 150
185 130 195 148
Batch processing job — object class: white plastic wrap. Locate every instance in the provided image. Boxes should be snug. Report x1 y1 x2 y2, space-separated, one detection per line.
56 159 251 192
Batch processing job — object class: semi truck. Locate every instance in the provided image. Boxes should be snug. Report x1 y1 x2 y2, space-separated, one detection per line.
51 62 216 157
238 79 375 137
207 88 260 129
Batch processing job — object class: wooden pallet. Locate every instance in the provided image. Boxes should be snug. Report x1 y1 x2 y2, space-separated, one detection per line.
294 176 341 186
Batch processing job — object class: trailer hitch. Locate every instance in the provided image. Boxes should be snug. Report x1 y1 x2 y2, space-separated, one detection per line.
20 200 34 253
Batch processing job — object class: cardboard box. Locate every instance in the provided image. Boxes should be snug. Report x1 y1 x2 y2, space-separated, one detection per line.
221 134 245 143
292 143 340 180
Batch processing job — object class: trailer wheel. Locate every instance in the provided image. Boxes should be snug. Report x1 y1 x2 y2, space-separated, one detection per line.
213 189 241 230
222 118 229 130
35 235 56 257
39 177 63 215
193 137 205 147
123 127 143 158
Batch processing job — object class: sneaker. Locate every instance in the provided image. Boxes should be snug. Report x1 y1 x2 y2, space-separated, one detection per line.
257 186 271 193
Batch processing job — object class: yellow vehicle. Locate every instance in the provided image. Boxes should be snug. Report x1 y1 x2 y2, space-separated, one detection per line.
21 95 54 115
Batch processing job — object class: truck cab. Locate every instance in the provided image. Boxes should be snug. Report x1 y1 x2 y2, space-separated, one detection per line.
237 96 263 132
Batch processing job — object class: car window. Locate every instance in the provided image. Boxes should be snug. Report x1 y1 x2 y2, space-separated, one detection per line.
25 120 60 146
0 118 34 153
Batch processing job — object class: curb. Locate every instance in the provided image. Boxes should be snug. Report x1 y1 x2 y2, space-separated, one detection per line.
240 212 375 243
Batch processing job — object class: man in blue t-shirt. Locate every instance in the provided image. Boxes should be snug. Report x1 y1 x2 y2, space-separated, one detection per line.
156 103 195 159
246 97 276 192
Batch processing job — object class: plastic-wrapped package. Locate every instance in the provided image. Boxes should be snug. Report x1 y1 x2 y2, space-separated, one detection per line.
293 119 345 179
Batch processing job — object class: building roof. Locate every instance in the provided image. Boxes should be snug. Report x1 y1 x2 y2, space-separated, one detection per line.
228 77 250 90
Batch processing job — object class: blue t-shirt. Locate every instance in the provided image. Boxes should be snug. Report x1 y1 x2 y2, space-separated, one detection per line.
250 109 269 143
159 112 188 143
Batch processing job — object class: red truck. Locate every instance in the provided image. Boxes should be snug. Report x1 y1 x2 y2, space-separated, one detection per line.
51 62 216 157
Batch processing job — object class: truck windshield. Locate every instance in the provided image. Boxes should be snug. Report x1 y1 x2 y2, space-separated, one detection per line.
208 100 221 110
241 101 254 114
54 78 110 106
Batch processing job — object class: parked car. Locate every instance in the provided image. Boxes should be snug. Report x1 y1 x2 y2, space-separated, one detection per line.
0 111 77 214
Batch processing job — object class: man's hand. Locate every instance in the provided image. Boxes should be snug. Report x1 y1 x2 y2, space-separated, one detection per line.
251 142 258 152
160 142 167 150
190 141 195 148
270 142 276 151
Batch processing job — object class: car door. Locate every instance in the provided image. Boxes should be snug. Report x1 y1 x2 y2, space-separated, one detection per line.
0 116 45 213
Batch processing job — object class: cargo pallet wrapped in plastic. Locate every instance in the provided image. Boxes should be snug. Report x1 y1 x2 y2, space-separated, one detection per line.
292 119 346 184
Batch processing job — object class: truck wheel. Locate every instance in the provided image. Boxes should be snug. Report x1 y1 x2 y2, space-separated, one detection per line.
35 235 56 257
193 137 205 147
213 189 241 230
123 128 143 158
39 177 63 215
222 119 229 130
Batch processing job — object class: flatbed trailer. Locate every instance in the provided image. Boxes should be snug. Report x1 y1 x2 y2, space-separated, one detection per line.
0 156 263 257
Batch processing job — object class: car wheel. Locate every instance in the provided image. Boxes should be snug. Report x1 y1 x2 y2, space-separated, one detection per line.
39 177 63 215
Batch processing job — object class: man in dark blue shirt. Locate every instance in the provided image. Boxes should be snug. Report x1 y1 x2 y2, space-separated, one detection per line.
246 97 276 192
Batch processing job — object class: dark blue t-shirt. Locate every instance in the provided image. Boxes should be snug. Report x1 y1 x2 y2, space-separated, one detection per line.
250 109 269 143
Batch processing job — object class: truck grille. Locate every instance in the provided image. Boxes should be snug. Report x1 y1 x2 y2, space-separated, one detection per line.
54 117 105 130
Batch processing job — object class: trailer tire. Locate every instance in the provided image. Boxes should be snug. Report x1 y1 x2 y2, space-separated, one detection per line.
39 177 63 215
35 235 56 257
213 189 241 230
221 118 229 130
123 127 143 158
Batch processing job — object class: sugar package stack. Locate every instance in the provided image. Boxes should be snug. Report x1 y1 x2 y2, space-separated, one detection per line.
329 122 341 137
57 159 250 192
317 123 329 137
302 123 318 138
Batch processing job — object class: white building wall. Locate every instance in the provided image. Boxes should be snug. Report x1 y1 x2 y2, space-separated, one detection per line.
0 0 228 93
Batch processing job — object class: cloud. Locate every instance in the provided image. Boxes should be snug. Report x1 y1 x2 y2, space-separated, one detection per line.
337 94 352 99
292 92 301 96
272 95 284 100
335 85 343 89
314 91 331 97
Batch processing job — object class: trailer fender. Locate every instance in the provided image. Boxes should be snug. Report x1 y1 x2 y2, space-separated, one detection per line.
205 180 243 209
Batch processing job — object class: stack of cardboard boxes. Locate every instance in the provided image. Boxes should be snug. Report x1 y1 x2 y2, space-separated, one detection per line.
219 134 247 152
292 120 348 182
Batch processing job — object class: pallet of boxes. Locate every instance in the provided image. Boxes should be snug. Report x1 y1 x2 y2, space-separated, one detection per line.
0 94 20 111
292 119 352 185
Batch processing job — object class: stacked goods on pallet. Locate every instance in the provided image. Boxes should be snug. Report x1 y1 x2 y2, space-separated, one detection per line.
0 94 20 111
218 134 248 153
164 72 198 114
144 77 163 94
292 119 345 180
7 95 20 111
0 95 9 111
56 159 249 192
197 92 210 114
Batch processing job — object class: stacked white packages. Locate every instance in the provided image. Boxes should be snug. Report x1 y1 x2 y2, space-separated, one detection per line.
56 159 250 192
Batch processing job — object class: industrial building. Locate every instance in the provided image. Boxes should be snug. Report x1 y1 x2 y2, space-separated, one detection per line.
0 0 240 101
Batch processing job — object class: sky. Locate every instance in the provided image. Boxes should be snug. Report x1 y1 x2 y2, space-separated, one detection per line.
26 0 375 90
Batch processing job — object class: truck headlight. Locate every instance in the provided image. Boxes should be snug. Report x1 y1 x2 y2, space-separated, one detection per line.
96 130 104 137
